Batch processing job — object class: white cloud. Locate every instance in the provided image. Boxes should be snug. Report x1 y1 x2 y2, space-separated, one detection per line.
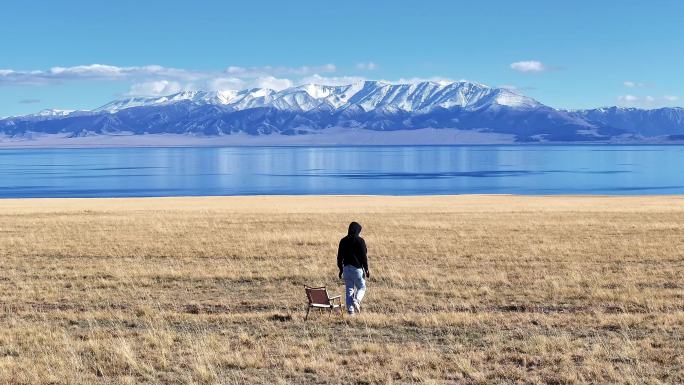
497 84 537 92
0 64 202 86
498 84 519 91
300 75 477 88
207 77 246 91
0 62 504 101
300 74 367 86
618 94 638 102
50 64 129 77
387 76 458 85
0 63 338 87
617 94 680 108
225 64 336 77
510 60 546 73
0 62 352 98
208 76 296 91
253 76 293 90
623 81 648 88
126 80 185 96
356 62 377 71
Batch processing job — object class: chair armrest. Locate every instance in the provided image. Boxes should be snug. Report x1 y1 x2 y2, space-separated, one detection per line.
328 295 341 300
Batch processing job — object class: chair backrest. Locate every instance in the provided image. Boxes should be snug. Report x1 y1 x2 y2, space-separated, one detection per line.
305 286 330 305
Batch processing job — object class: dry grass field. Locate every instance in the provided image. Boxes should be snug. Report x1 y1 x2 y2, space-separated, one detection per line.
0 195 682 384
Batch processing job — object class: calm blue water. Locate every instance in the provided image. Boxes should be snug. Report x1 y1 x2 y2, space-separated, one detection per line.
0 145 682 197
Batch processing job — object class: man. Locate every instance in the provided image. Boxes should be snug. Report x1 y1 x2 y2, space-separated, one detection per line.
337 221 369 315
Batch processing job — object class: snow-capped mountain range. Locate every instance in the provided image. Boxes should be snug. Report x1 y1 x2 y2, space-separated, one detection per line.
1 80 683 145
94 81 542 113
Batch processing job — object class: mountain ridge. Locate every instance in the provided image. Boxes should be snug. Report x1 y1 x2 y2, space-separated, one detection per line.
1 80 683 145
93 80 541 114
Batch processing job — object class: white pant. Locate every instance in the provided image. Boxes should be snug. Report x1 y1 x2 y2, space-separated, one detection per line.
343 265 366 312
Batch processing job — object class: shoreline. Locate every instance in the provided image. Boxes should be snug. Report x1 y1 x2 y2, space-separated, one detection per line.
1 129 684 149
2 141 684 149
2 194 683 213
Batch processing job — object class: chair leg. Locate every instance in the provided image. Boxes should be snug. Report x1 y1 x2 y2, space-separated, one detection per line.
305 306 310 321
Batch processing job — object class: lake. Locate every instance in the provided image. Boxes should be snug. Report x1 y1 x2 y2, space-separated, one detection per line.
0 145 682 197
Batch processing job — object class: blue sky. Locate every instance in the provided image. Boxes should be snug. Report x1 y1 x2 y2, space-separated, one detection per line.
1 0 682 116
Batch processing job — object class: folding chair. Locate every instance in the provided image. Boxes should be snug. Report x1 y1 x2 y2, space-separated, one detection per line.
304 285 342 320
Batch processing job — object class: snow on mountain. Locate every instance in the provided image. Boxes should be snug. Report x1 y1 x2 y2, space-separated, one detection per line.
11 109 85 122
93 80 541 114
343 81 541 112
2 80 683 144
94 91 219 112
31 109 76 117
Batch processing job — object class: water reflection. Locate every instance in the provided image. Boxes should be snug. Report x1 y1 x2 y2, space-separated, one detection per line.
0 145 681 197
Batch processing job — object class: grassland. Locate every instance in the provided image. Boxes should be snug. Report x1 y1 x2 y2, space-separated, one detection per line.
0 195 682 384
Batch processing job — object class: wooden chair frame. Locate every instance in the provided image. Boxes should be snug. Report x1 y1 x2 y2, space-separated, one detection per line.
304 285 342 320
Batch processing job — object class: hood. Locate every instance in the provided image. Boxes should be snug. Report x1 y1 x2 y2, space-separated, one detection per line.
348 221 362 236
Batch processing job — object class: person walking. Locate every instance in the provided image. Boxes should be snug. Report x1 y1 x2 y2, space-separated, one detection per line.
337 221 369 315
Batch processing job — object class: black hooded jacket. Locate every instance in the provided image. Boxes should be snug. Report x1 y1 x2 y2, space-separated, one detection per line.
337 222 368 272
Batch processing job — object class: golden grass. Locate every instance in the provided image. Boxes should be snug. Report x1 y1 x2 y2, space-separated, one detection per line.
0 195 682 384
